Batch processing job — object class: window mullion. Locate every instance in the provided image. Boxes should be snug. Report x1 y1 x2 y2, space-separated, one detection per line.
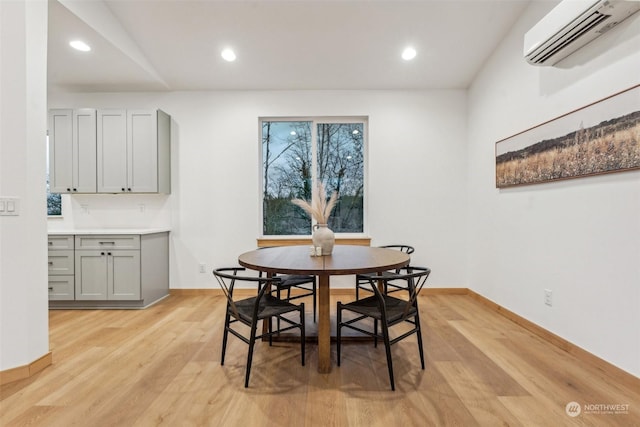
310 119 319 230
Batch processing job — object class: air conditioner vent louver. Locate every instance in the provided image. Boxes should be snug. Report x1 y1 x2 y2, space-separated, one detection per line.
527 12 610 64
524 0 640 66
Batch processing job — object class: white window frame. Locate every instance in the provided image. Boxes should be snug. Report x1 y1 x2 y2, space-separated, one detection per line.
259 116 368 238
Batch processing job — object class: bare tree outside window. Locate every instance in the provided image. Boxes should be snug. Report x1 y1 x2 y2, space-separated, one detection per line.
261 118 366 235
47 178 62 216
46 135 62 216
262 121 312 234
317 122 364 233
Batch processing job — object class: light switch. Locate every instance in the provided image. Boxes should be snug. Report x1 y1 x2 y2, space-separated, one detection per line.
0 198 19 216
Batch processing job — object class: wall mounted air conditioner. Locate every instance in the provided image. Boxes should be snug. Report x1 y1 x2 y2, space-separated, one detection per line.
524 0 640 66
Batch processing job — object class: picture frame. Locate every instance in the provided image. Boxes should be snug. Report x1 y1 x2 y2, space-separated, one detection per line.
495 84 640 188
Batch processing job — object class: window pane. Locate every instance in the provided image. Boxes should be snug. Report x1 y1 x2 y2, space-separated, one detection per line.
47 189 62 216
46 136 62 216
317 123 364 233
262 121 312 235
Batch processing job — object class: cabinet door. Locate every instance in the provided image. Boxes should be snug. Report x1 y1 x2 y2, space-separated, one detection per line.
48 235 74 250
97 109 128 193
75 235 140 250
48 109 97 193
48 276 75 300
128 110 158 193
108 250 141 300
48 250 74 275
74 109 97 192
75 250 108 300
48 109 74 193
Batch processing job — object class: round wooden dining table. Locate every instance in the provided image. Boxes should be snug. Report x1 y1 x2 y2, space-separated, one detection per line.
238 244 410 373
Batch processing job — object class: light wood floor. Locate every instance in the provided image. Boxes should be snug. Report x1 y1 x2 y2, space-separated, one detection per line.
1 293 639 426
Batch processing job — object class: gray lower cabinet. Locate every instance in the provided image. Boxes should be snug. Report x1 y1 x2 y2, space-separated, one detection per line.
75 250 141 300
48 232 169 308
48 235 75 301
48 276 75 300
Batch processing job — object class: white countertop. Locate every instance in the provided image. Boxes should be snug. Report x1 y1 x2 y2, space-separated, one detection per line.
48 228 170 235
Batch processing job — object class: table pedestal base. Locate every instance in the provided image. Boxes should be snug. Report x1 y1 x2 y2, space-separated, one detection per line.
317 274 331 373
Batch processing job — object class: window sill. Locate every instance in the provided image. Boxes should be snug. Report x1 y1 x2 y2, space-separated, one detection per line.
257 236 371 247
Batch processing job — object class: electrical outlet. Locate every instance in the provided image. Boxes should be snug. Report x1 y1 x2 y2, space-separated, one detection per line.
199 263 206 274
544 289 553 307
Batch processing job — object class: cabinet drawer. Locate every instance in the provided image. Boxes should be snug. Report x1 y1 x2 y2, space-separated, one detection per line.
75 235 140 250
48 276 75 300
48 235 74 250
48 250 74 275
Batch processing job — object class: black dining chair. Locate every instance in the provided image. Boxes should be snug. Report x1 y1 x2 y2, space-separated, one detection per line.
273 274 317 322
355 245 415 299
337 266 431 391
214 267 306 388
258 247 317 322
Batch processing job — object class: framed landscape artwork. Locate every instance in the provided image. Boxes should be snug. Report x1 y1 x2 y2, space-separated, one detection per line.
495 84 640 188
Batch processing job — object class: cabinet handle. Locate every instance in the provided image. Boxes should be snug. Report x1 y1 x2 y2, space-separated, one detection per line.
48 287 54 291
107 252 112 256
101 252 105 255
48 261 53 265
127 188 132 192
73 188 77 192
99 241 115 245
121 188 126 192
48 241 53 245
66 188 71 192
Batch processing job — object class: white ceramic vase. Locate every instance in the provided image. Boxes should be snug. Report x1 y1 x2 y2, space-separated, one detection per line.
312 223 335 255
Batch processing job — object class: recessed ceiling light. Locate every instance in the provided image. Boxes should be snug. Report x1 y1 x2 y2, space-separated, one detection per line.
401 47 417 61
69 40 91 52
221 48 236 62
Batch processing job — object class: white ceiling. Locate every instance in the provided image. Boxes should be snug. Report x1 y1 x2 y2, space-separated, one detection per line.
47 0 531 92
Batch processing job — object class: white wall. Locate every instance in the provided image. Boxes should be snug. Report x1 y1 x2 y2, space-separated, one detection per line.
48 90 469 289
468 1 640 377
0 0 49 371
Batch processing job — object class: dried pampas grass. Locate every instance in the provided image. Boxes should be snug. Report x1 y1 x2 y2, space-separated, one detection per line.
291 181 338 224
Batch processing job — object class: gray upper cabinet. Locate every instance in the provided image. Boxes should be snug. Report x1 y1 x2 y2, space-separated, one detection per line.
48 108 170 195
96 109 127 193
97 109 171 194
48 109 97 193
